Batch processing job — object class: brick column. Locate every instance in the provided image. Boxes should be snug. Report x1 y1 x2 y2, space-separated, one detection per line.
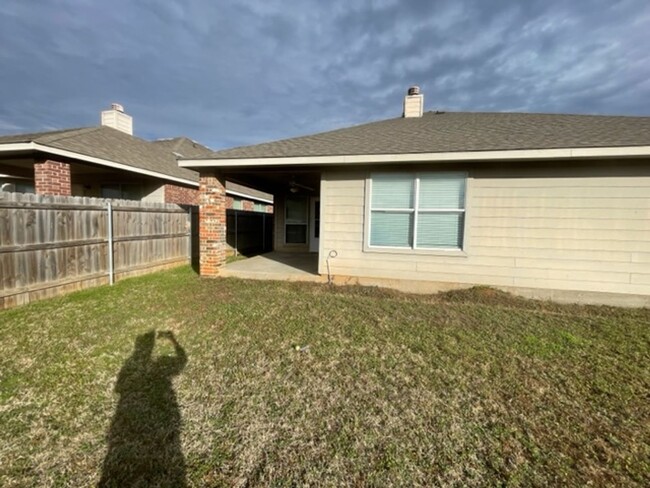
34 160 72 196
199 172 227 276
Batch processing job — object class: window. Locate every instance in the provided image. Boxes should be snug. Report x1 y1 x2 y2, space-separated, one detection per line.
254 202 265 212
101 183 142 201
285 197 307 244
369 172 466 250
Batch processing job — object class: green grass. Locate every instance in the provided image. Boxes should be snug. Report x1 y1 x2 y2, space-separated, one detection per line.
0 268 648 487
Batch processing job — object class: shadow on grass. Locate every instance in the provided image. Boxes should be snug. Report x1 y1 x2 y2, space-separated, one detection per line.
99 331 187 487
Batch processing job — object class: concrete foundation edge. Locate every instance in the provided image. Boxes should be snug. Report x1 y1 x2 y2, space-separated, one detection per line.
330 274 650 308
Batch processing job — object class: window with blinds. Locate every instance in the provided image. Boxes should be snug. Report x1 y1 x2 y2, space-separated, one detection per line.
285 197 308 244
369 172 466 250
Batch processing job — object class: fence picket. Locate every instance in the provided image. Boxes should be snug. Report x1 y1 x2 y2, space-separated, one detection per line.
0 192 196 309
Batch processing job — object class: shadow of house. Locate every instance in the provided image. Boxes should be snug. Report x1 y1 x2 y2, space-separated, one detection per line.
99 331 187 488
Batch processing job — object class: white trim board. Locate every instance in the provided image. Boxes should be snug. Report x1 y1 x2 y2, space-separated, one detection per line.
179 145 650 169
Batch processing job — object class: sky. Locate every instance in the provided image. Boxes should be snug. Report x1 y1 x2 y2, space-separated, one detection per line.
1 0 649 149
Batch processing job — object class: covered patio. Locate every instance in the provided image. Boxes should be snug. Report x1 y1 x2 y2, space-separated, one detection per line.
220 252 325 282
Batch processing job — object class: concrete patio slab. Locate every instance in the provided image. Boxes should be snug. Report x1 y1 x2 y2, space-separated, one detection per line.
220 252 326 282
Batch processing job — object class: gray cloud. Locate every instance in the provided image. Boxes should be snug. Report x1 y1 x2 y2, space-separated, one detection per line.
0 0 648 149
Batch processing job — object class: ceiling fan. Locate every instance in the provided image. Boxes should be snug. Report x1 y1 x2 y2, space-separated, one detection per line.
288 177 314 193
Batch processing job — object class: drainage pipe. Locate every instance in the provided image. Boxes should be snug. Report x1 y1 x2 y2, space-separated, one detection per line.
326 249 338 284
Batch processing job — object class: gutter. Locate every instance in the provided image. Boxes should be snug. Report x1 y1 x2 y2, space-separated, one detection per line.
178 145 650 169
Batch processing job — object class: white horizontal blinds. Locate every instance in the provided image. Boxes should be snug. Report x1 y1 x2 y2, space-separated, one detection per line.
369 172 466 250
417 212 464 248
371 212 413 247
416 172 465 249
418 173 465 209
371 173 413 208
370 173 414 247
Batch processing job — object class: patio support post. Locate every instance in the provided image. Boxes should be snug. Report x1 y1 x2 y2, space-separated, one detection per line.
198 171 227 276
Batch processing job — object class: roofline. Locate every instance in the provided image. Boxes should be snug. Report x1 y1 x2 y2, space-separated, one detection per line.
0 142 199 187
226 189 273 204
179 145 650 168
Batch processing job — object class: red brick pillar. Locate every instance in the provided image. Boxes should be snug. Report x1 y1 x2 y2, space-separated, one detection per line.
34 160 72 196
199 172 227 276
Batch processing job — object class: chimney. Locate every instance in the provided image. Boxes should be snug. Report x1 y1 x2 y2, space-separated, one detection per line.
101 103 133 135
403 86 423 118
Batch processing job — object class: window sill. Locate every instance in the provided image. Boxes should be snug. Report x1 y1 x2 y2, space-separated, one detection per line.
363 246 468 258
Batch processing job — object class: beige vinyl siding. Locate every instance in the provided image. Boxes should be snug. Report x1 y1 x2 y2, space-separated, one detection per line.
320 161 650 296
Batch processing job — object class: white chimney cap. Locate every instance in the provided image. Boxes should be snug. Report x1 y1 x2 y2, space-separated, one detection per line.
111 103 124 112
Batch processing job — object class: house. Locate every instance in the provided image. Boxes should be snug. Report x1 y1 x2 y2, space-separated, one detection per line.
0 104 273 210
180 87 650 305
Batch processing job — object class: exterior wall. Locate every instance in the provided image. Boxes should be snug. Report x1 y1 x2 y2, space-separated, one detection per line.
274 194 310 252
34 160 71 196
164 183 199 205
320 161 650 298
142 184 165 203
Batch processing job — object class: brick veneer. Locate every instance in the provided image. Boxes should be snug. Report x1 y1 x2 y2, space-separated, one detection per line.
199 173 227 276
34 160 71 196
164 184 199 205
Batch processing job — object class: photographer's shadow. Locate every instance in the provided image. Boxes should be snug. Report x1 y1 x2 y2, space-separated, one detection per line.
99 331 187 487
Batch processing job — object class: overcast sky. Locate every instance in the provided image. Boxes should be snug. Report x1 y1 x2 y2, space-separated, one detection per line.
1 0 649 149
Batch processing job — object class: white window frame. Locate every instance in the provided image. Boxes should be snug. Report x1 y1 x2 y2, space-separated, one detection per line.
364 171 469 256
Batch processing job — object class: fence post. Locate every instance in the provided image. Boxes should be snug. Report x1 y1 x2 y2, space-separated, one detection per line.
234 211 238 257
107 201 114 285
187 206 192 262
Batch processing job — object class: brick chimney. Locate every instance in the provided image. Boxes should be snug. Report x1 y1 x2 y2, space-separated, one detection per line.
403 86 423 118
101 103 133 135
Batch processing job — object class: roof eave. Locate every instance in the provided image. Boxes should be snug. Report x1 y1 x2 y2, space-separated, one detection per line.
0 142 199 187
179 145 650 169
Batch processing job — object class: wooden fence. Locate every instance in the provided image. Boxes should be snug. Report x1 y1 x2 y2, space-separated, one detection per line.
0 192 196 309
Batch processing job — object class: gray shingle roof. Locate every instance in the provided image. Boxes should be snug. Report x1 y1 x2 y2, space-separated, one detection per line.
152 137 215 158
152 137 273 201
199 112 650 160
0 127 273 201
0 126 199 183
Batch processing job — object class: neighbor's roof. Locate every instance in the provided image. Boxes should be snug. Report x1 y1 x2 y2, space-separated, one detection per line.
0 126 199 183
153 137 273 201
196 112 650 160
0 127 273 201
152 137 215 159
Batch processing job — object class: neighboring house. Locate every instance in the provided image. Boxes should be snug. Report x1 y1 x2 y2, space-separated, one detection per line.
181 87 650 304
0 104 273 210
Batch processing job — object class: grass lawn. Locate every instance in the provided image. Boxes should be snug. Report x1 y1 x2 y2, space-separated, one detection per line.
1 266 648 487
